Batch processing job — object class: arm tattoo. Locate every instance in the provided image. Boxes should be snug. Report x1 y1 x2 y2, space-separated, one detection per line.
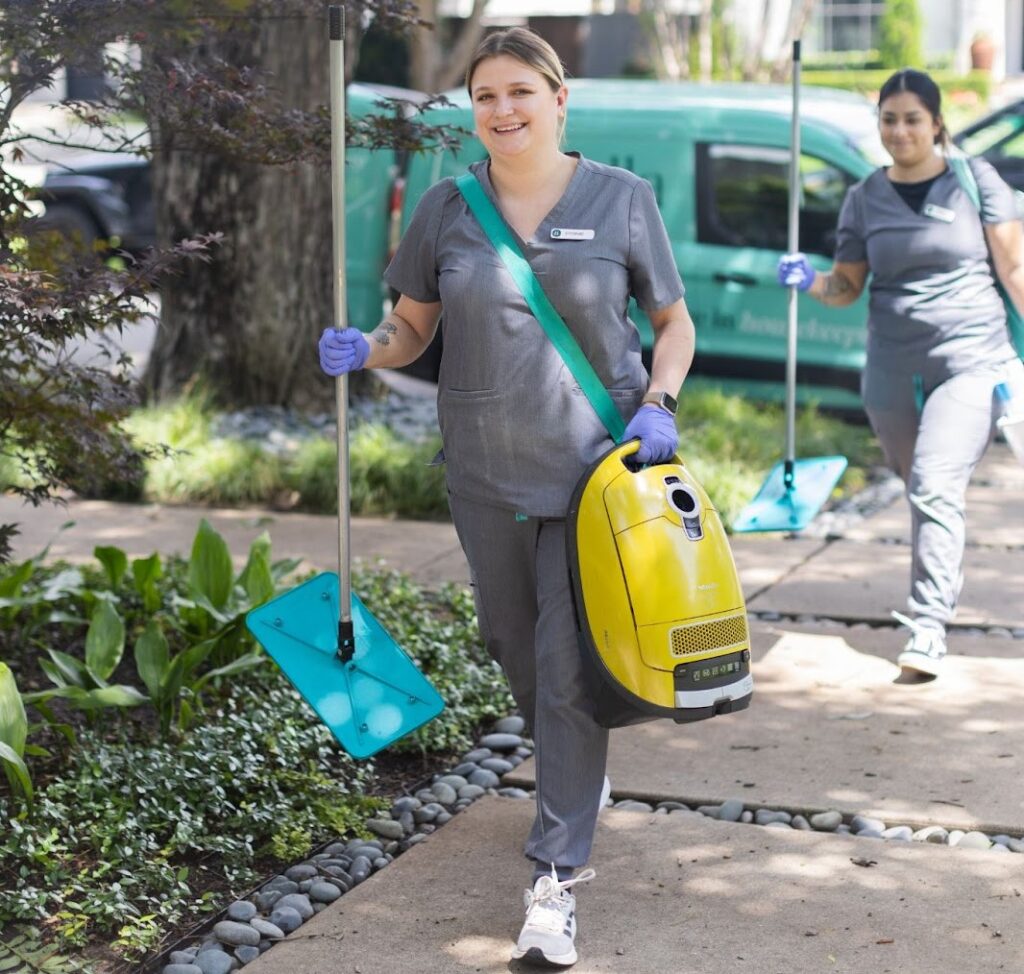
372 319 398 347
823 272 853 303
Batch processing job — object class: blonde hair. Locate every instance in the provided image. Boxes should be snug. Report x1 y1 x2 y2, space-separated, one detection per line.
465 28 568 143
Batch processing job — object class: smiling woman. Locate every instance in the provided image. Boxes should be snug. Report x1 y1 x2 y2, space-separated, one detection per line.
316 25 698 969
777 67 1024 683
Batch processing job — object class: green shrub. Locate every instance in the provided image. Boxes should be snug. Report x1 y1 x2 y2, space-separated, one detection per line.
802 49 883 71
91 384 881 529
0 674 379 953
0 552 507 961
878 0 923 69
284 426 448 518
804 68 991 101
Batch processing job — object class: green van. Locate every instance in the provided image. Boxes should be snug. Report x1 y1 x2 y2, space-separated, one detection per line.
393 80 887 410
344 83 430 333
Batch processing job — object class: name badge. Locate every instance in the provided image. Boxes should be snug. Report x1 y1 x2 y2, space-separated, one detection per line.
550 228 594 240
923 203 955 223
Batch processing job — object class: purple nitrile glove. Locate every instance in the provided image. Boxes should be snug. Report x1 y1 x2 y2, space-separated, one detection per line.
777 252 815 292
622 404 678 465
318 327 370 376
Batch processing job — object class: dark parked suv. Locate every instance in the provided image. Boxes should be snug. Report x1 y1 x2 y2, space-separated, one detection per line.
35 152 155 252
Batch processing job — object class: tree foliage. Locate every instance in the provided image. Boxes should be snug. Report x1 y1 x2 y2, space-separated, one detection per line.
0 0 462 560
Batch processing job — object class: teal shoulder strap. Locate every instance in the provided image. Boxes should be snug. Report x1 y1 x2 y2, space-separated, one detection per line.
454 172 625 442
948 155 981 210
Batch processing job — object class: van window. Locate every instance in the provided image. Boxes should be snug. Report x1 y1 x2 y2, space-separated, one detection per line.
696 143 855 256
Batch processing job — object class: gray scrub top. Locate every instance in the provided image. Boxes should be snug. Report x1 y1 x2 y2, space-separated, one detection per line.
834 157 1019 381
385 154 685 517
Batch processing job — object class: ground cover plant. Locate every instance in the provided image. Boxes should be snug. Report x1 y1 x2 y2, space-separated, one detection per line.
118 386 881 529
0 523 512 971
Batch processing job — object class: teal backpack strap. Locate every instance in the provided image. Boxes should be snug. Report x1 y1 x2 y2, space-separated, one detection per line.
455 172 626 442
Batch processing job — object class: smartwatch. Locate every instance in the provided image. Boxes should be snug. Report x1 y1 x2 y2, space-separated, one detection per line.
641 390 678 416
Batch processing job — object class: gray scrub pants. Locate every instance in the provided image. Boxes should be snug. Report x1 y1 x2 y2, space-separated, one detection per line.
448 493 608 872
862 361 1007 631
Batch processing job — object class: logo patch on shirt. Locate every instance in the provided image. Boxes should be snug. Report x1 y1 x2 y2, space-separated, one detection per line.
550 228 594 240
922 203 955 223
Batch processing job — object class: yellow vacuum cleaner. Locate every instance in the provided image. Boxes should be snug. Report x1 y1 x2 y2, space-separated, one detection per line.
567 440 753 728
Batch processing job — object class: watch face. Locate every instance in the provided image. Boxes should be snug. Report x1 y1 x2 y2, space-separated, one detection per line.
645 391 677 415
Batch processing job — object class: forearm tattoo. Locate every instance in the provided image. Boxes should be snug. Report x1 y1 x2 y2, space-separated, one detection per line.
822 272 852 303
373 319 399 347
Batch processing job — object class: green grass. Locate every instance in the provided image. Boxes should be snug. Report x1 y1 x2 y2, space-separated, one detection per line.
84 385 883 529
678 387 881 527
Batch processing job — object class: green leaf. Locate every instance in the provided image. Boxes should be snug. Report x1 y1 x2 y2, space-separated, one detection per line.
44 649 91 689
0 924 83 972
159 652 187 705
188 520 234 611
0 740 32 801
25 699 76 746
175 638 217 685
93 545 128 588
131 553 163 613
0 662 28 758
271 556 302 583
40 685 146 710
0 559 34 600
84 601 125 682
192 651 266 692
134 621 170 700
237 532 275 607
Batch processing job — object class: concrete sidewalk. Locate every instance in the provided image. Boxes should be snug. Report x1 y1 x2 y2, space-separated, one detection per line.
5 443 1024 974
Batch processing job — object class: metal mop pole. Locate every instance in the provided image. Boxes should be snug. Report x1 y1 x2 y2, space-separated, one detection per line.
784 38 801 492
328 6 354 660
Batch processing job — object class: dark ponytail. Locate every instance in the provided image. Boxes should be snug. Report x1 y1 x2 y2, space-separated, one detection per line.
878 69 950 148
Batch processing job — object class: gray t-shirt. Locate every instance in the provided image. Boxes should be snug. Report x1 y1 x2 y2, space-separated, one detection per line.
385 154 684 516
835 157 1019 380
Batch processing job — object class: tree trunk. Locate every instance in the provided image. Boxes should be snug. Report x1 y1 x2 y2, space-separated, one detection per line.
408 0 440 92
697 0 713 81
741 0 773 81
651 8 684 81
408 0 488 94
145 10 336 409
436 0 488 92
771 0 818 82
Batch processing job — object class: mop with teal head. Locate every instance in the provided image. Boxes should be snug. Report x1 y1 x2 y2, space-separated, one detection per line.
245 7 444 758
732 38 847 534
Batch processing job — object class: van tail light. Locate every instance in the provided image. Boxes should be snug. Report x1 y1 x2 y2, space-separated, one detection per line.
386 175 406 262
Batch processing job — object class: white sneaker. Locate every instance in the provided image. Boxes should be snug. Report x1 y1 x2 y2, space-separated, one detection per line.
598 775 611 813
511 866 595 968
892 611 946 677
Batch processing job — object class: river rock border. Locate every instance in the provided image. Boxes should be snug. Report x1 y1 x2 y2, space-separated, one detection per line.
159 709 1023 973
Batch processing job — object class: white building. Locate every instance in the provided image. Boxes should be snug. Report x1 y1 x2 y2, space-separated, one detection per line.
443 0 1024 79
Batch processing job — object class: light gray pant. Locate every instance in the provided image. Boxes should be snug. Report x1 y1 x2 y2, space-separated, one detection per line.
448 493 608 871
862 362 1006 630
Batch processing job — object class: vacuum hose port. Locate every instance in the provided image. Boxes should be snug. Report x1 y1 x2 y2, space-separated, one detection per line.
665 480 703 539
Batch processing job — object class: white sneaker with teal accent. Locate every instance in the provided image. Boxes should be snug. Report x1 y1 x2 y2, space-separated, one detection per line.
598 775 611 813
893 611 946 677
511 866 595 968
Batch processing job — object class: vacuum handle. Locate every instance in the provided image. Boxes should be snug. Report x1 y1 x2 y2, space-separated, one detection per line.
328 6 353 641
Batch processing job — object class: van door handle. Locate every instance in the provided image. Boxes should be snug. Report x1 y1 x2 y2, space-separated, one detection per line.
713 272 758 286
